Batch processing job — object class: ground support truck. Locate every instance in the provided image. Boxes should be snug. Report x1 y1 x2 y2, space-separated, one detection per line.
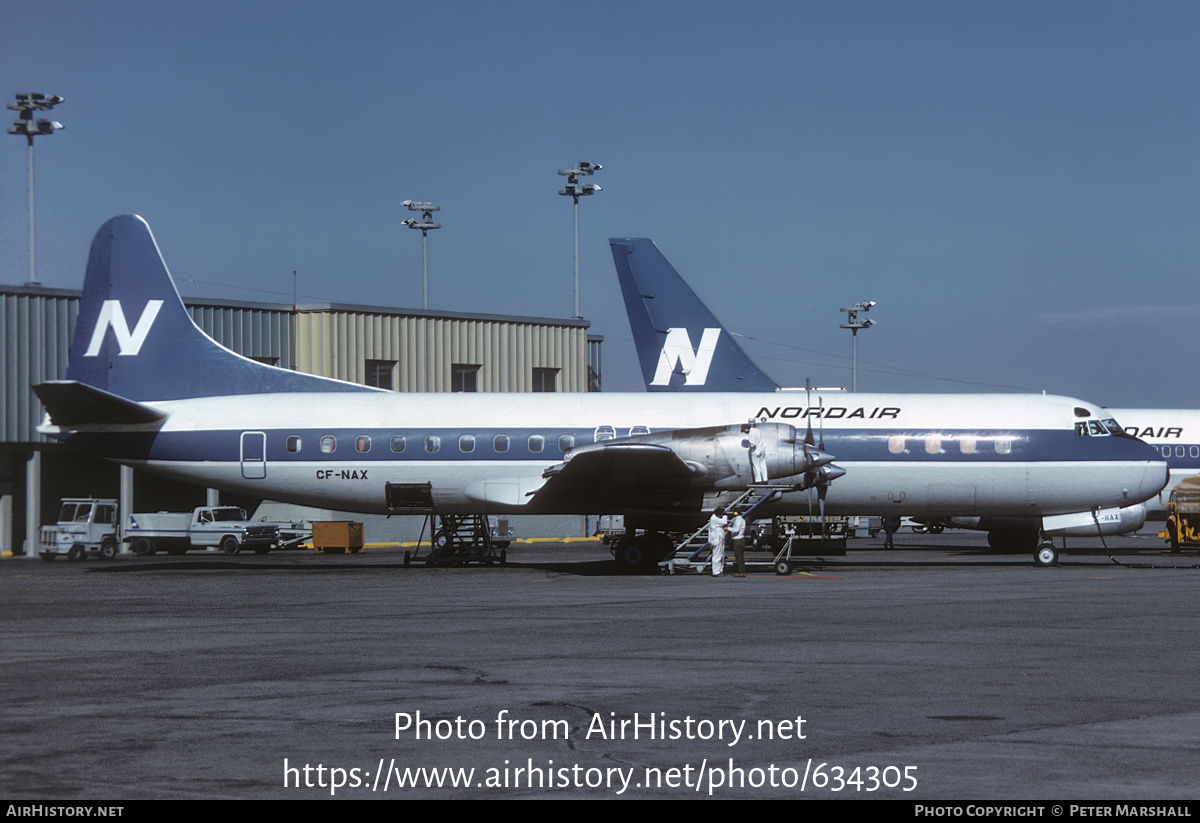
125 506 304 555
39 498 120 561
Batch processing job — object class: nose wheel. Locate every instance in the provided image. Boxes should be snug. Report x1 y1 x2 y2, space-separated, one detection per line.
1034 541 1058 567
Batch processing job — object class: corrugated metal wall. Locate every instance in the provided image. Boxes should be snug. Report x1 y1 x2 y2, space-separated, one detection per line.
3 287 598 444
187 305 293 369
295 310 590 392
1 289 77 443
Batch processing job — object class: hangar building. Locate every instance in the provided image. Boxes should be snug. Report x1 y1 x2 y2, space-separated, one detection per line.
0 282 602 555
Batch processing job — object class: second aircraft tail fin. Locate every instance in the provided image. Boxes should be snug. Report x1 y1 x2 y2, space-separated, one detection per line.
609 238 780 392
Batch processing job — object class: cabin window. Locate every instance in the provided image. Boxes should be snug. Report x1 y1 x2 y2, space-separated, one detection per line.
1177 446 1186 458
559 435 574 452
460 435 475 453
425 435 441 453
924 435 943 455
356 435 371 453
390 435 406 453
959 436 976 455
1161 446 1172 458
528 435 544 453
995 438 1012 455
494 435 510 453
286 436 302 453
321 436 336 453
1191 446 1199 459
888 436 906 454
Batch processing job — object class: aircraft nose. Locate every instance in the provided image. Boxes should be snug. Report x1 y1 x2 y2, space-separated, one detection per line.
1131 459 1169 502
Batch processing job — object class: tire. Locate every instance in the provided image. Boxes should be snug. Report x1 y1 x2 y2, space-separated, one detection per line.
433 531 449 550
614 539 647 574
67 544 85 562
221 536 240 555
1034 543 1058 567
928 524 944 535
130 538 153 556
775 559 792 576
99 537 119 560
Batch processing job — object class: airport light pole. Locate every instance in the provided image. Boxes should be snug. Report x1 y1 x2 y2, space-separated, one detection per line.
557 161 602 318
401 200 441 310
839 301 876 392
8 93 64 285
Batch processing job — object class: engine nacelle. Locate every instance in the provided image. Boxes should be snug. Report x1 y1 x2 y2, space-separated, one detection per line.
563 421 835 490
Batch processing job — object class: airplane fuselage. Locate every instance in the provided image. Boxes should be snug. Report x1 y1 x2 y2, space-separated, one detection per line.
52 390 1167 518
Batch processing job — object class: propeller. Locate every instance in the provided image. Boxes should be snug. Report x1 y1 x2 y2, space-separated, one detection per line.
801 380 846 542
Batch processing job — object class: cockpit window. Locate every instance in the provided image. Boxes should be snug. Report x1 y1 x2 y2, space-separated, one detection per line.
1075 419 1111 437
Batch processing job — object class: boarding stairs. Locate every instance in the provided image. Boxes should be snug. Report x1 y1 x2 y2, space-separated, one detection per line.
659 484 797 575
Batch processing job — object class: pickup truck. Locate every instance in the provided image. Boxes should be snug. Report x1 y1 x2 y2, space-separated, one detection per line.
125 506 296 555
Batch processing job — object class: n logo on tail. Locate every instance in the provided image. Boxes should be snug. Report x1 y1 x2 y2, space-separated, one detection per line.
610 238 780 392
652 328 721 386
83 299 164 357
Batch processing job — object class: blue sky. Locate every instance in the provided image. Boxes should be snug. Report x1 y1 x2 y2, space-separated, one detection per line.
2 0 1197 406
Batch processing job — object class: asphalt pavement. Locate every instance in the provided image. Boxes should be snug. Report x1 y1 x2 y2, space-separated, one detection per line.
3 526 1198 800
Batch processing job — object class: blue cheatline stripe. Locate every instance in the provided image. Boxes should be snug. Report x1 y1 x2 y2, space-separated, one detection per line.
63 427 1171 467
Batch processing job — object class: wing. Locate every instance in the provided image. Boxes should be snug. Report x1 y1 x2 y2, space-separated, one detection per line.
530 442 703 511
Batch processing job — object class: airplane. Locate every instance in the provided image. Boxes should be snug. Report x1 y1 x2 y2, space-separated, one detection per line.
32 216 1167 573
610 236 1171 555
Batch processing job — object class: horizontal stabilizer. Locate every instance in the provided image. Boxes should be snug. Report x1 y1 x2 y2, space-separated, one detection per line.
34 380 166 426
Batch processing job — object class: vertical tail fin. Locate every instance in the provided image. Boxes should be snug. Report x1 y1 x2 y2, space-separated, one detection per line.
66 215 374 402
609 238 780 392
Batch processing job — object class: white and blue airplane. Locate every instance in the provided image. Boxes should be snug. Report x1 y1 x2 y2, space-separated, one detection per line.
610 236 1172 556
33 217 1167 570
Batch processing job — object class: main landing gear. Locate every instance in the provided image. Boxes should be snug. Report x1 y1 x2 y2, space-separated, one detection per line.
613 531 674 574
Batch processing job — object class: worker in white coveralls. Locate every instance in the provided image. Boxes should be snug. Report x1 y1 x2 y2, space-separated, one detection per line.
708 506 729 577
728 511 747 577
743 420 768 483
